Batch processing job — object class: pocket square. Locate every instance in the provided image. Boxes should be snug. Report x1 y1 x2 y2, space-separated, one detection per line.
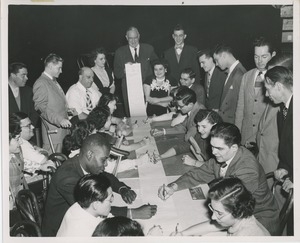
230 85 234 89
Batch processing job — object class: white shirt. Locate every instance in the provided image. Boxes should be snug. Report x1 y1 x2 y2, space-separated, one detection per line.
253 69 267 84
219 155 234 177
129 44 140 60
285 94 293 109
66 81 101 116
224 60 240 86
57 202 109 237
8 82 19 98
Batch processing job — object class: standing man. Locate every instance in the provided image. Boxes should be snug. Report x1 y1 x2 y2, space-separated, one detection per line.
114 26 158 117
164 24 200 84
66 67 101 120
33 53 71 153
198 49 226 110
235 37 276 145
9 62 39 127
213 44 247 124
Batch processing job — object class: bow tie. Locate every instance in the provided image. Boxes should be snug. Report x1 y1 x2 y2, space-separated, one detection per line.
175 45 183 50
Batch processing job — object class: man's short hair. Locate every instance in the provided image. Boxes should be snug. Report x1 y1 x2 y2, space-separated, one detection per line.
198 48 213 59
74 174 111 209
175 86 196 105
214 44 234 56
267 53 293 72
253 36 275 54
210 122 241 147
80 133 111 156
181 68 196 79
173 24 185 32
78 67 90 76
265 66 293 90
126 26 140 36
44 53 63 67
9 62 27 77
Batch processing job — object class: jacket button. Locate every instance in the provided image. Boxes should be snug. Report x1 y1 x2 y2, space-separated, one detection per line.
253 112 256 115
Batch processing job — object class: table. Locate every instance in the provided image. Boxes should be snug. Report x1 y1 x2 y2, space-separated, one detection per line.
112 117 211 236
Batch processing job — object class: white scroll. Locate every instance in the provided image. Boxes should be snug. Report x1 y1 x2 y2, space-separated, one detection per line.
125 63 147 117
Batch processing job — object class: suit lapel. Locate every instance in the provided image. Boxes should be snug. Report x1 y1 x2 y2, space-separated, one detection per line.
248 70 256 98
126 46 135 62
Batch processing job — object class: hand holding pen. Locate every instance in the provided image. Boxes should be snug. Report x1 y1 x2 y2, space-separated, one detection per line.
157 183 176 200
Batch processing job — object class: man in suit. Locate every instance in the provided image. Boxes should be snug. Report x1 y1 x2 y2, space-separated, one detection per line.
235 37 276 146
9 62 39 127
33 54 72 153
213 44 247 124
113 26 158 117
158 123 279 236
164 24 200 84
42 133 157 236
198 49 226 110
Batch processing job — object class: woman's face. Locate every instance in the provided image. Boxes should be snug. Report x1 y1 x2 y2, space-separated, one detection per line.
197 119 215 139
108 100 117 114
209 200 236 228
154 64 166 79
94 53 106 68
9 134 21 154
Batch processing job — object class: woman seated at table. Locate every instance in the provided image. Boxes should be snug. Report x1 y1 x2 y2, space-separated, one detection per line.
171 177 270 236
90 47 115 94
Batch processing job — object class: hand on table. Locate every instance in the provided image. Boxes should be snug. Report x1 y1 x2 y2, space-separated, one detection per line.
132 204 157 219
147 225 163 236
119 187 137 204
60 119 72 128
158 183 177 200
150 128 164 137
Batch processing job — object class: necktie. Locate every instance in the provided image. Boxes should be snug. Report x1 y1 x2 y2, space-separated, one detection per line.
282 106 288 120
134 48 138 62
175 46 183 55
219 162 228 177
206 73 211 97
86 89 93 112
254 71 264 95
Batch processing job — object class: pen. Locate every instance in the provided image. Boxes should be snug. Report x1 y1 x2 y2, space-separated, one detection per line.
175 223 179 233
135 120 138 124
162 184 166 199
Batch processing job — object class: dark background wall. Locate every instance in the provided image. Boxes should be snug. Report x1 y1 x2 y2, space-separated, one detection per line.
8 5 283 91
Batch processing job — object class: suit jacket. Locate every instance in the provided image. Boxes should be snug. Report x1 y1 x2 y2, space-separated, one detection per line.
33 73 69 148
235 69 268 145
9 85 39 127
42 156 129 236
277 98 293 180
219 62 247 124
190 83 205 106
204 66 226 110
174 146 279 235
164 45 200 84
256 104 280 174
113 43 158 116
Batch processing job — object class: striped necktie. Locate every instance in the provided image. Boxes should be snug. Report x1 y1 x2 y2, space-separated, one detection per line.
86 89 93 112
282 106 288 120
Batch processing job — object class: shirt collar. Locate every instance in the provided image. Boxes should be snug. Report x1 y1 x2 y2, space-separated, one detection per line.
175 43 184 49
129 44 140 52
227 60 239 76
77 81 89 92
80 164 89 175
208 65 216 76
43 71 55 80
285 94 293 109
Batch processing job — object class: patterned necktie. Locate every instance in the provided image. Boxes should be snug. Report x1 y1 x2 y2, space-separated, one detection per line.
206 72 211 97
254 71 264 95
282 106 288 120
134 48 138 62
86 89 93 112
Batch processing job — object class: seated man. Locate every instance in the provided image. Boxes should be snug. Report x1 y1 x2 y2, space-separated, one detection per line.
57 174 113 236
158 123 279 236
42 133 157 236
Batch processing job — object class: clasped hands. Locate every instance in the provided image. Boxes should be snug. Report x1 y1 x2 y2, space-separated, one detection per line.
150 128 164 137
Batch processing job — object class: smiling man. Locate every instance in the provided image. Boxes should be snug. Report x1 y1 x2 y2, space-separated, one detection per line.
158 123 279 235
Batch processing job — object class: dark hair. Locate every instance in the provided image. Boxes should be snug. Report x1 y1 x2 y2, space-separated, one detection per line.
44 53 63 67
214 44 234 56
265 66 293 90
9 112 28 138
253 36 275 54
175 86 196 105
87 106 110 132
198 48 213 59
208 177 255 219
80 133 111 157
90 47 107 65
173 23 185 33
194 109 223 125
267 53 293 71
74 174 111 208
181 68 196 79
9 62 27 77
210 122 241 147
152 58 168 70
92 216 144 236
98 93 118 107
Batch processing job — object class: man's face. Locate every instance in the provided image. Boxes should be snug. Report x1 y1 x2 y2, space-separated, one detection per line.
94 187 114 217
80 69 94 89
254 46 274 71
172 30 186 46
199 55 214 72
264 79 282 104
11 68 28 87
20 117 35 141
126 29 140 48
154 64 167 79
180 73 194 87
177 99 193 114
49 61 63 78
210 137 237 163
85 145 109 175
213 53 226 70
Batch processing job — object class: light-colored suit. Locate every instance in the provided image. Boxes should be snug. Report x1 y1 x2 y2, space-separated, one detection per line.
33 73 69 153
235 69 268 145
256 104 280 174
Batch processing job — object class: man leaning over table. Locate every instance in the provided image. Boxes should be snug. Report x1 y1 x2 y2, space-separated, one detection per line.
158 123 279 236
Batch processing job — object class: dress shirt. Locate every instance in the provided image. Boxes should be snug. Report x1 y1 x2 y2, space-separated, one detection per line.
66 81 101 116
285 94 292 109
129 45 140 61
224 60 240 86
175 43 184 55
219 155 234 177
253 69 267 85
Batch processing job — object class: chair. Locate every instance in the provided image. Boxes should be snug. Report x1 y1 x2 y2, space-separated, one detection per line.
10 220 42 237
15 189 42 227
266 172 294 236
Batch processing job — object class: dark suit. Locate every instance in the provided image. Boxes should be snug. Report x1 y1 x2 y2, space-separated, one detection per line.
204 66 226 110
219 62 247 124
164 45 200 84
190 83 205 106
9 85 39 127
42 156 129 236
173 146 279 235
113 43 158 117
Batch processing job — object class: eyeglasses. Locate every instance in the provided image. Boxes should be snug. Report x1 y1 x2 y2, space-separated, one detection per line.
208 203 230 219
104 194 114 203
21 123 33 129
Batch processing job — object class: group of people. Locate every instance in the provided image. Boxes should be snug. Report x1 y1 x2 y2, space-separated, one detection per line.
8 23 293 237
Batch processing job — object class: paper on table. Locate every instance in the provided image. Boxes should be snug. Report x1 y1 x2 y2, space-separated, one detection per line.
125 63 147 117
